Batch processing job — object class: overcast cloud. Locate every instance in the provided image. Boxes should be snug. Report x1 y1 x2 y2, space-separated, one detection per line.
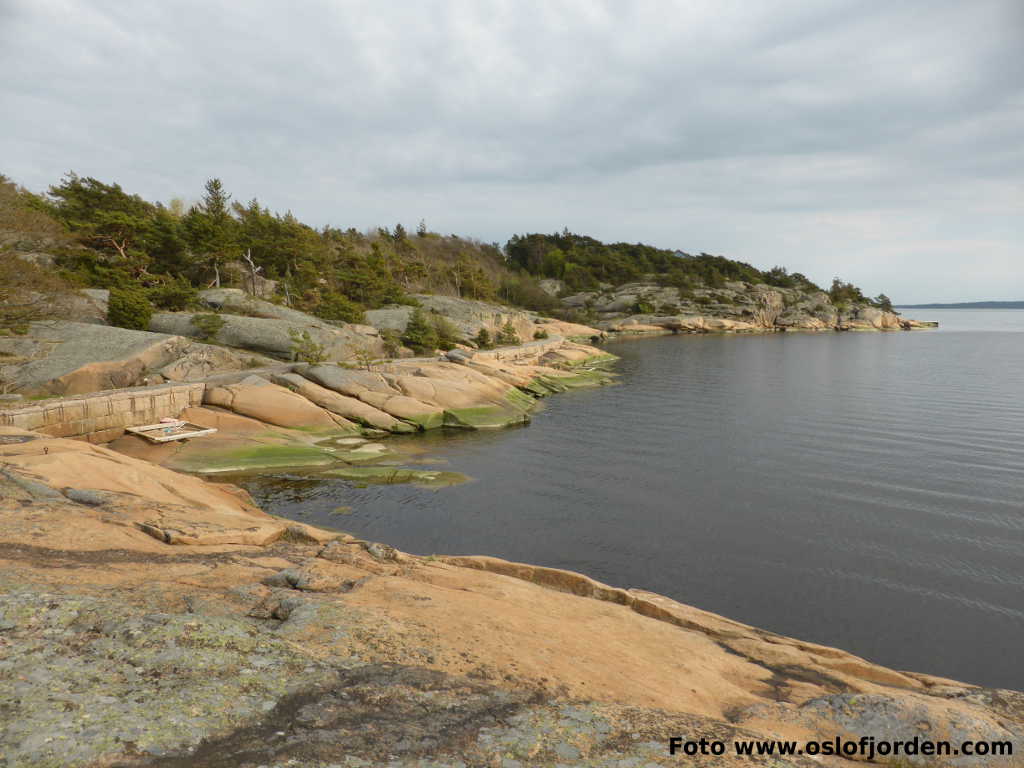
1 0 1021 301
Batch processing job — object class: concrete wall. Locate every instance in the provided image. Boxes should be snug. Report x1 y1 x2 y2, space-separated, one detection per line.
0 383 204 443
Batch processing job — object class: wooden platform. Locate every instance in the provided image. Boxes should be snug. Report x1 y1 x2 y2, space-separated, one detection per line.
125 420 217 443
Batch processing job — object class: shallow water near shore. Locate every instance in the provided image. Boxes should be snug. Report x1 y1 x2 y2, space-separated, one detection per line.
245 309 1024 690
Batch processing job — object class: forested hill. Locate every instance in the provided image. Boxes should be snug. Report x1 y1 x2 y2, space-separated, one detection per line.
508 231 821 293
1 171 886 331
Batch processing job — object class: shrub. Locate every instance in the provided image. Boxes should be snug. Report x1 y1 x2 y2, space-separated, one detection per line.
495 321 520 346
148 278 198 311
349 343 378 371
472 327 493 349
315 292 365 325
191 312 225 342
107 286 153 330
401 308 439 354
499 274 560 312
533 329 549 340
380 328 403 357
288 328 327 363
431 314 461 350
0 254 76 332
630 299 655 315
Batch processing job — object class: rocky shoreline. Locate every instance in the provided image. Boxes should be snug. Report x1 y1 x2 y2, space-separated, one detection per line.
1 419 1022 767
0 293 991 768
2 328 1021 767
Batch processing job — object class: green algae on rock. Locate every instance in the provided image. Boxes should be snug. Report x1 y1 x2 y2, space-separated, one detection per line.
171 442 338 474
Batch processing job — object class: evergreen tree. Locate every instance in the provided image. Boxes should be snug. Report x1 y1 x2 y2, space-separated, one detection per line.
431 314 461 350
107 286 153 330
183 178 238 286
402 308 439 353
495 321 520 346
472 327 493 349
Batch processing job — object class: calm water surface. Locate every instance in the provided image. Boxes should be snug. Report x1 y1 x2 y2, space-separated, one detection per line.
246 309 1024 689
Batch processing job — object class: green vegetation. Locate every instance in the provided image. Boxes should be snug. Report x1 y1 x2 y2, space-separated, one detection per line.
495 321 520 346
190 312 225 342
472 327 493 350
379 329 402 357
506 230 804 292
431 313 461 351
401 307 439 354
147 277 198 311
288 328 327 363
2 171 886 324
0 171 556 320
106 286 153 330
314 292 365 325
0 256 75 333
504 231 883 311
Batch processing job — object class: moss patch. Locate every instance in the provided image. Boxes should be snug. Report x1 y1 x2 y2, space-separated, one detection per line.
503 387 537 411
443 406 530 430
402 411 446 431
174 443 335 474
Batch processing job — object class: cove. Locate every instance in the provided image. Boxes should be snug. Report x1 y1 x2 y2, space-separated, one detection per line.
245 313 1024 690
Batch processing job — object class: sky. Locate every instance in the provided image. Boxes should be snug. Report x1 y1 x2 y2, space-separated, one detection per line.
1 0 1021 303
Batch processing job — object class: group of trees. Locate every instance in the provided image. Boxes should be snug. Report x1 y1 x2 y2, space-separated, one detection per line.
507 230 889 313
505 230 824 295
2 171 889 338
2 172 557 329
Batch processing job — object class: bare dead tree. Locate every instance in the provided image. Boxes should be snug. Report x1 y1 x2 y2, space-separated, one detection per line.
242 249 263 296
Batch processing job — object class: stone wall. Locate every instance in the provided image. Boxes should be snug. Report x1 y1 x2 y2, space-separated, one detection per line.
0 383 204 443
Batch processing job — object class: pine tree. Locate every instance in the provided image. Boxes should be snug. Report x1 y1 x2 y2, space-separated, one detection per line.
402 308 439 354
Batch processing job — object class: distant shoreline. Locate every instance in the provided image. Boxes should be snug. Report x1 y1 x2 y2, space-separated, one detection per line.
896 301 1024 309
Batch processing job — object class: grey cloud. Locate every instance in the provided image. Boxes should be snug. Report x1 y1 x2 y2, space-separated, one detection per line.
1 0 1021 302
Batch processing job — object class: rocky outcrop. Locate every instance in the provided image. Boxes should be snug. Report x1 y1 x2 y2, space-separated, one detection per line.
271 370 410 433
0 321 282 396
560 280 926 334
0 434 1020 767
0 321 192 395
150 309 385 362
159 344 274 382
365 294 606 346
203 375 346 430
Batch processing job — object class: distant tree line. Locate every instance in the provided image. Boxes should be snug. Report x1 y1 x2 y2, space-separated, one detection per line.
505 230 825 295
